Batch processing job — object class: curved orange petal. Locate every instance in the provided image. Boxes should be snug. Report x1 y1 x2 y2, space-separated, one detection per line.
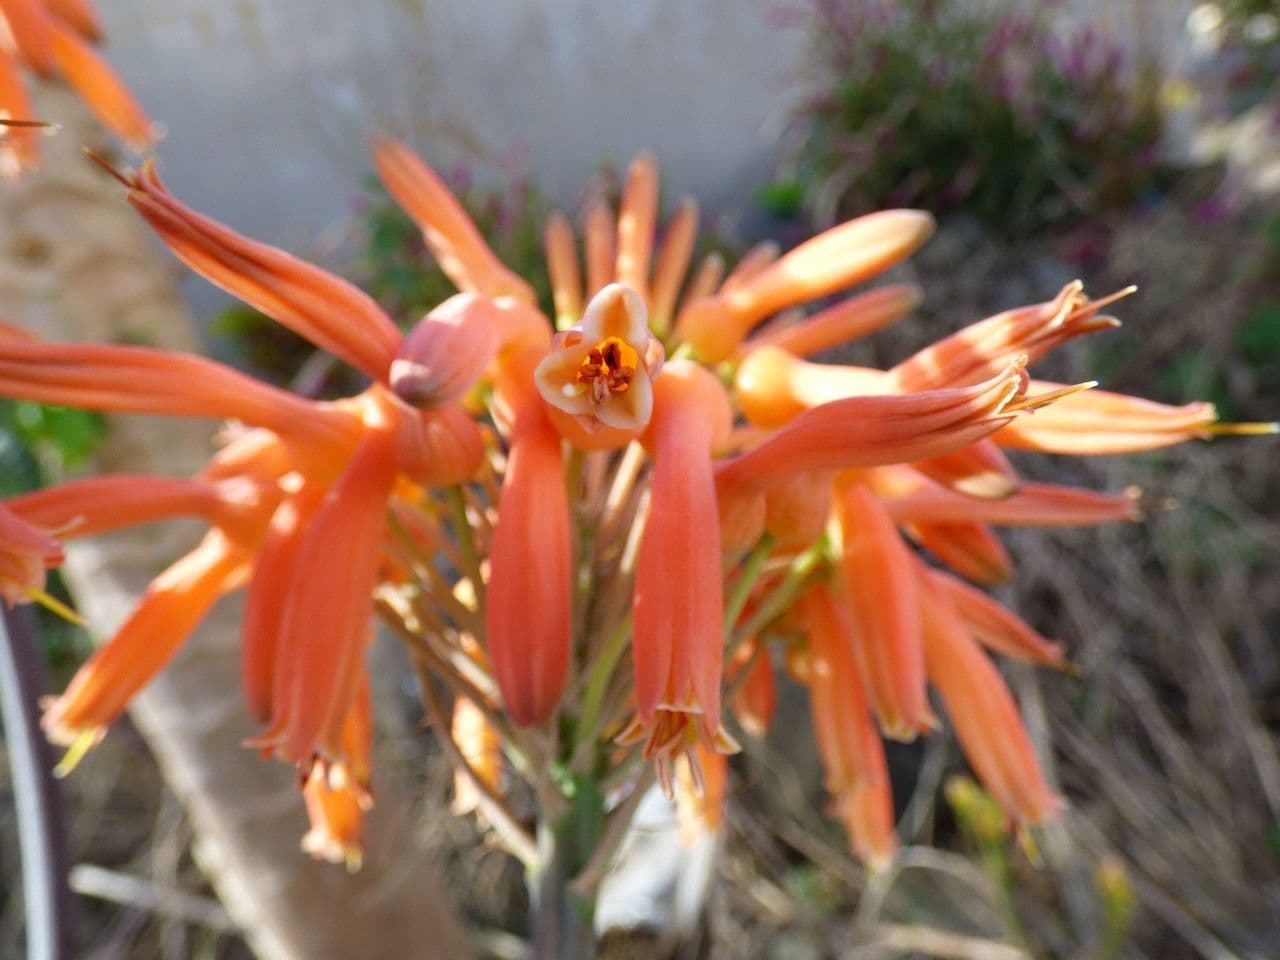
241 482 327 724
890 282 1122 391
0 337 358 453
648 197 698 336
716 362 1029 493
48 18 151 146
629 361 734 764
372 136 535 303
486 351 572 726
42 531 249 745
0 0 54 75
0 53 40 172
125 162 401 382
746 283 921 358
920 575 1064 826
677 210 935 362
615 152 657 302
833 484 933 740
263 423 398 765
906 521 1013 584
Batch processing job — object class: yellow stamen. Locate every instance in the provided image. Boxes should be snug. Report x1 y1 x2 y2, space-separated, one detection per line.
25 586 85 626
54 730 99 777
575 337 638 404
1205 420 1280 437
1007 380 1098 413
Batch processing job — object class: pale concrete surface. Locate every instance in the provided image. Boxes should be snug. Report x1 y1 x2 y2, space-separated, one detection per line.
86 1 1198 318
94 0 804 309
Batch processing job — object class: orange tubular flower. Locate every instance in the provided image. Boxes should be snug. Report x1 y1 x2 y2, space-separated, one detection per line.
0 0 55 75
920 574 1063 827
716 360 1033 495
800 585 897 869
888 281 1124 391
0 335 359 459
42 530 251 753
582 199 617 298
911 440 1021 500
0 502 62 606
8 474 270 542
301 763 368 872
122 161 402 383
301 674 374 872
240 481 328 724
621 361 738 785
615 152 658 301
257 419 400 767
0 0 151 171
544 211 584 329
929 569 1068 669
47 16 151 146
648 198 698 336
884 481 1142 527
534 283 665 446
675 744 728 844
745 282 922 358
994 382 1279 454
373 136 536 303
486 348 573 726
833 483 933 740
906 521 1014 585
675 210 935 362
728 639 776 738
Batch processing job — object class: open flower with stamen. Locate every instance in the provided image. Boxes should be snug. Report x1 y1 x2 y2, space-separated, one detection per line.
534 282 665 446
617 361 739 790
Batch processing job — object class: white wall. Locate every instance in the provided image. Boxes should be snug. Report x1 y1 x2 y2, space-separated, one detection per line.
96 1 803 271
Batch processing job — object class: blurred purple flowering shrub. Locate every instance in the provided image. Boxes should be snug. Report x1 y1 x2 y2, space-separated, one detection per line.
1191 1 1280 125
769 0 1168 236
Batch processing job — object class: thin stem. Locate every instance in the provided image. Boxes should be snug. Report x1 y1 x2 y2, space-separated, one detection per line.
412 654 539 868
723 532 776 636
731 537 828 649
595 442 646 547
571 613 633 772
569 765 655 900
445 484 485 608
723 636 768 703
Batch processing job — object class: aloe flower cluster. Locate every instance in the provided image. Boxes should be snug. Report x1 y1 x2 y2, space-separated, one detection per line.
1 141 1269 875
